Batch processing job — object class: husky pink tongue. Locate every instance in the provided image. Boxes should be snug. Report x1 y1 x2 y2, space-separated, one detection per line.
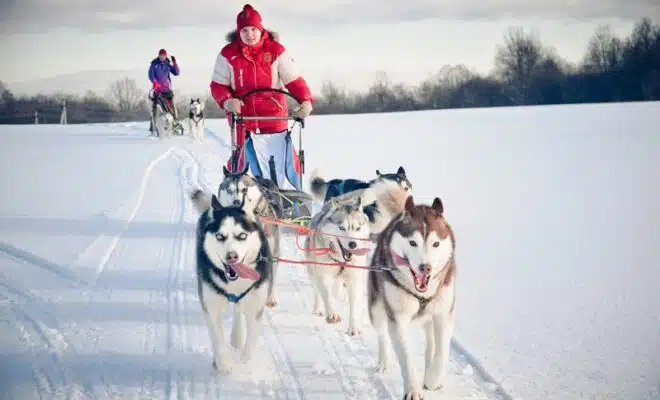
412 270 430 292
230 263 261 281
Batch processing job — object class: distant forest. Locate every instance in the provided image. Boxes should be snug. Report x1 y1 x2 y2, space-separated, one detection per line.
1 18 659 124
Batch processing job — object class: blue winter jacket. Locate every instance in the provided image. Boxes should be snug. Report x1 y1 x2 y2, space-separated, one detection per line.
148 57 180 92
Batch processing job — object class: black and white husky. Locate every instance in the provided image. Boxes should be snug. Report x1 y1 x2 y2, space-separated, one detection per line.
309 166 412 203
188 98 204 141
190 162 282 307
193 194 273 374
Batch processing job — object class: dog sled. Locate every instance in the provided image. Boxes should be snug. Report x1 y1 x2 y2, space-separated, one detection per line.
228 88 315 226
148 89 184 137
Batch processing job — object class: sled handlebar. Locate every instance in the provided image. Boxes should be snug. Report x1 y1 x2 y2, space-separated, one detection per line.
230 87 307 126
232 115 305 126
234 87 304 105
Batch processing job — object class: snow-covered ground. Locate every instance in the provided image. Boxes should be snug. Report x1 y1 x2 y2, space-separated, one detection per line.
1 101 659 400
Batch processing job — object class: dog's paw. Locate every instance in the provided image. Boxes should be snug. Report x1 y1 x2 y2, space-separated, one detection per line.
345 327 361 336
422 382 443 391
402 390 424 400
326 312 342 324
266 296 278 308
375 360 391 374
423 364 445 390
212 356 233 375
422 370 445 391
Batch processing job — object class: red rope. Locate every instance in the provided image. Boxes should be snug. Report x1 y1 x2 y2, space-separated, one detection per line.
259 216 372 241
258 215 374 269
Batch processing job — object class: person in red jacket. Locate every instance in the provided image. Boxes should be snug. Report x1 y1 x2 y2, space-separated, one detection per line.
210 3 314 191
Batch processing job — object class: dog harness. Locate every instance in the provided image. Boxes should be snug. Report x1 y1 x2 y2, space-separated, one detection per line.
208 268 262 303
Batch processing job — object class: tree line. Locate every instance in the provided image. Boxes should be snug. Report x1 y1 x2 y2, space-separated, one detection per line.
1 18 658 124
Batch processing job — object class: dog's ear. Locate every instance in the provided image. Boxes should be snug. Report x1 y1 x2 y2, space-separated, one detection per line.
211 194 222 210
197 98 200 102
397 166 405 176
190 98 194 103
375 169 381 176
404 195 414 212
431 197 443 214
222 165 231 176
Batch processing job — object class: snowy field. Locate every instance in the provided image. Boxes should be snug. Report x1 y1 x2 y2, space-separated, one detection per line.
1 101 659 400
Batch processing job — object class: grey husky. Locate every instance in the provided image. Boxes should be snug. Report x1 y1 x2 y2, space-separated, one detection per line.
368 195 456 399
190 162 282 307
305 195 373 336
193 194 273 374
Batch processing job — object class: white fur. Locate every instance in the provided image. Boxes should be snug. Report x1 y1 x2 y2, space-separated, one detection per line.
188 99 205 141
199 215 269 374
389 230 453 294
305 198 372 336
370 226 455 398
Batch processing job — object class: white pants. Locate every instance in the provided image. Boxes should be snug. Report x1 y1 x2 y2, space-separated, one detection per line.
249 130 295 190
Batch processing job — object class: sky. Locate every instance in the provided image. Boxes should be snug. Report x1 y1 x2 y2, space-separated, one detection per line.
1 0 658 97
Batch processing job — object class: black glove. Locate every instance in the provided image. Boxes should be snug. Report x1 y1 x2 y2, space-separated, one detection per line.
170 55 176 64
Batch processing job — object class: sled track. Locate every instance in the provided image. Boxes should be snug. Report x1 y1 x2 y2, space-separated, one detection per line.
0 276 78 399
66 146 183 398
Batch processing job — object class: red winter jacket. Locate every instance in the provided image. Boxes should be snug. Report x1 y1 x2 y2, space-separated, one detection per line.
210 29 313 143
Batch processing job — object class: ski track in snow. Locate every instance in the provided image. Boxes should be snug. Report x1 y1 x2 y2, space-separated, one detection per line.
0 123 506 399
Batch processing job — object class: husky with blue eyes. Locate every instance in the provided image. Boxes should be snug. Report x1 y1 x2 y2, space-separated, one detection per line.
194 194 273 375
190 161 283 308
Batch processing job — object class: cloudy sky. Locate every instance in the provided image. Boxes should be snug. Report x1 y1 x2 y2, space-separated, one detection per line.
1 0 657 96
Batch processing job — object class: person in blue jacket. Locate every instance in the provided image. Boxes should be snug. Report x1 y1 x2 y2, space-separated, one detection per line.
148 48 180 132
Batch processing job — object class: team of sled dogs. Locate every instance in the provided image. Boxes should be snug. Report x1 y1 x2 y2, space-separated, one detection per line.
189 163 457 399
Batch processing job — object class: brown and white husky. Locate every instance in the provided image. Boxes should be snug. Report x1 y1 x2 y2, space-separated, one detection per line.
367 195 456 400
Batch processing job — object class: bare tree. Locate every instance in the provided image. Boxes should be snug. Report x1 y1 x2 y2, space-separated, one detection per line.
108 77 146 115
494 27 545 83
582 25 624 73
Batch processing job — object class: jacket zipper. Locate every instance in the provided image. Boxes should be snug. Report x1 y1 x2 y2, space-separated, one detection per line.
251 59 258 130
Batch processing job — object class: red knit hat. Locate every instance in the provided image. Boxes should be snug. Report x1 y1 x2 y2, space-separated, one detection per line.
158 48 167 55
236 4 263 31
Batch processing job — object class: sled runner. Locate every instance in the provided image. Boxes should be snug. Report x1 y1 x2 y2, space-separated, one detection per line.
228 88 314 224
149 89 184 138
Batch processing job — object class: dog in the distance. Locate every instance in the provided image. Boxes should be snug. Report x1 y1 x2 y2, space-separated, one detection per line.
193 194 273 374
367 195 456 399
304 195 372 336
309 167 412 238
188 98 205 140
189 162 282 308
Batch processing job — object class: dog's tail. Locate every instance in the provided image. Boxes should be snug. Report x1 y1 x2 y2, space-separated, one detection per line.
189 188 213 214
308 168 329 202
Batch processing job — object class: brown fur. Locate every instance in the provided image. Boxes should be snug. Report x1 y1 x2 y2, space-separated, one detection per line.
368 195 456 322
367 195 457 397
377 186 409 216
